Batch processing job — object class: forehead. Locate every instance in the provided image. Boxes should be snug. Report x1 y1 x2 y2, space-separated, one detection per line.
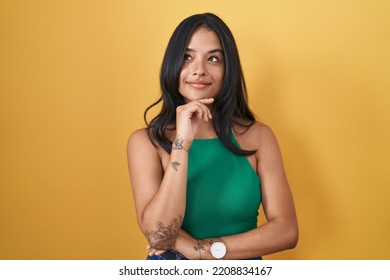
187 27 222 50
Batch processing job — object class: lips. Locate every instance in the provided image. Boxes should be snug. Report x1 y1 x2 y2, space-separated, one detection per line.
187 81 212 89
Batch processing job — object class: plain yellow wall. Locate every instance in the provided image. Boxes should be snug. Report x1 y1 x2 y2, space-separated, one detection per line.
1 0 389 260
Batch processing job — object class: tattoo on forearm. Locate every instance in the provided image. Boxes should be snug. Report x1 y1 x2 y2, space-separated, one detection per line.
194 241 206 252
173 136 188 152
145 216 183 251
194 242 205 251
170 160 180 171
193 241 205 259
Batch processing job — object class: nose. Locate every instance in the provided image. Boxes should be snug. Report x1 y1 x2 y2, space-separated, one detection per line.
192 60 206 76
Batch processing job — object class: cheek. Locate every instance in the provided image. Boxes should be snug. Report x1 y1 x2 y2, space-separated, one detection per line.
178 70 186 89
212 68 224 84
179 67 189 83
180 64 190 76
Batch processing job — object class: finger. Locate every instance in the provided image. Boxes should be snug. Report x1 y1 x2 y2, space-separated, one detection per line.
148 249 158 256
186 103 210 121
195 106 209 122
178 101 212 123
148 249 166 256
195 108 205 120
192 102 211 121
198 98 214 104
154 250 166 256
203 109 209 122
197 99 213 119
200 105 211 121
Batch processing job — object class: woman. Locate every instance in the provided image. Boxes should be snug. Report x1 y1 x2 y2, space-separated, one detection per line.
127 13 298 260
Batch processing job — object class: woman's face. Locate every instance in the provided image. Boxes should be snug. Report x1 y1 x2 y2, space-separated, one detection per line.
178 27 224 103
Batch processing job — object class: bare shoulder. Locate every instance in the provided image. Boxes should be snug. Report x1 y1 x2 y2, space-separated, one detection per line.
247 121 275 138
127 128 159 157
128 128 149 145
128 128 147 148
234 121 278 151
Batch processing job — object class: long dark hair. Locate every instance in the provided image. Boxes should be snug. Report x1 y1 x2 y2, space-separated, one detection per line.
144 13 256 156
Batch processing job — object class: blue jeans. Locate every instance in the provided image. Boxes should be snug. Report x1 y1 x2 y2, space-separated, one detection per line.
147 250 262 260
147 250 188 260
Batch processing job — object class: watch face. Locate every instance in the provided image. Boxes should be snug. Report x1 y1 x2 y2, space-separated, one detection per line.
210 242 226 259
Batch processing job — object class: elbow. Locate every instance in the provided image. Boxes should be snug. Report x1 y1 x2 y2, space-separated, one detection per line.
145 231 178 251
285 224 299 249
141 215 183 250
148 240 177 251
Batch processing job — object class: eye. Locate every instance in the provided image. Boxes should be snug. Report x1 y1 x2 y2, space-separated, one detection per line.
208 55 223 62
183 54 192 62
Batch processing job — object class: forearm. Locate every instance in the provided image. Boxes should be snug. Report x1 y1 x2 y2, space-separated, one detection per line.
141 142 191 250
173 219 298 260
224 221 297 259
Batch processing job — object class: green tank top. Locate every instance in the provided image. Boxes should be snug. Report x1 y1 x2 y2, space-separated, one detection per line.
182 136 261 239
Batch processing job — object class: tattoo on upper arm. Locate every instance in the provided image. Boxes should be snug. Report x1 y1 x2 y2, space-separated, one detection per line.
145 216 183 251
172 136 188 152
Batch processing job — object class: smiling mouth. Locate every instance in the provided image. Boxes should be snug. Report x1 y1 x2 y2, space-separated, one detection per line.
187 82 211 89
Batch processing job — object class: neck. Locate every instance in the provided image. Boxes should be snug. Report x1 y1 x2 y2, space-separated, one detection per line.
194 120 217 139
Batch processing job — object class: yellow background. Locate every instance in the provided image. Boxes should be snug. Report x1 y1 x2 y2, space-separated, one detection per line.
1 0 389 259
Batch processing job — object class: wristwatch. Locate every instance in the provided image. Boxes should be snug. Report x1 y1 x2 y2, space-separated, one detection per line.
210 239 227 259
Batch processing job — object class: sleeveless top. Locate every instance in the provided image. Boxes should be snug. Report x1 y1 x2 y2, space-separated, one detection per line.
181 136 262 239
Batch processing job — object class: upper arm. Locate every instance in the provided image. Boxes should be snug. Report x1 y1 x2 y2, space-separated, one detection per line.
127 129 163 230
255 125 297 227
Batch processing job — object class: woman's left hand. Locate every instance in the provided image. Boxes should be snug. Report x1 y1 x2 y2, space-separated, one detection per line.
146 244 166 256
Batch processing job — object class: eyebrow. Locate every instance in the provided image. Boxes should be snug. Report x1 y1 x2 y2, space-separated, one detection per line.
186 48 224 54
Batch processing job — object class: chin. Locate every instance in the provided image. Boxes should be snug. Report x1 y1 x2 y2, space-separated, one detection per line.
183 94 216 102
